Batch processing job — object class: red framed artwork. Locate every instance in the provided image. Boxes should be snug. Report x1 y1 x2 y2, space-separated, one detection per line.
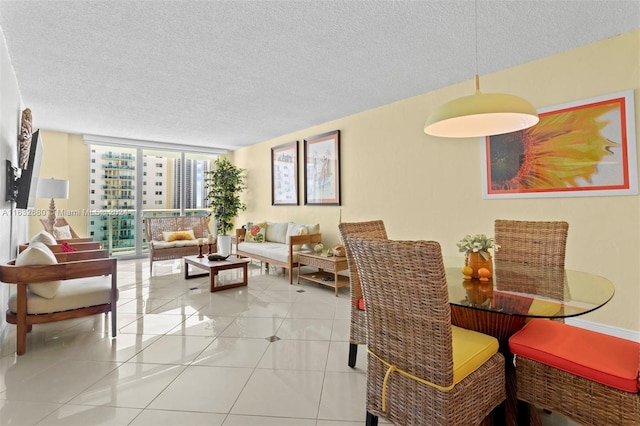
482 90 637 199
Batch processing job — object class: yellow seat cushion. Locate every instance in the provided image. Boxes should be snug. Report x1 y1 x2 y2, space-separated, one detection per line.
452 325 500 384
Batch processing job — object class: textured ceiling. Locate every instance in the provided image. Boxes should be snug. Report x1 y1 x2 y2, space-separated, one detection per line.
0 0 639 151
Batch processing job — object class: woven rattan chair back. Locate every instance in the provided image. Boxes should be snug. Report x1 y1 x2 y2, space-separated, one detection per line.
494 220 569 268
348 236 505 426
338 220 387 367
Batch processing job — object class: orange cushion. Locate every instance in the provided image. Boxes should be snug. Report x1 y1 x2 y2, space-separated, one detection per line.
509 319 640 393
358 298 365 310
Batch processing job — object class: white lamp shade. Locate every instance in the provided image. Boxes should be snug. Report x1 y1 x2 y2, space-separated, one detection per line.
37 178 69 199
424 75 539 138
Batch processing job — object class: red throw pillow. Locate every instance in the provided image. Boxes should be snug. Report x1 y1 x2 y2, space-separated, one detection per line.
60 242 77 252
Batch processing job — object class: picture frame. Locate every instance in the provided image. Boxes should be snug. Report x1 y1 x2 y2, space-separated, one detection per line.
304 130 341 205
482 90 637 199
271 141 299 205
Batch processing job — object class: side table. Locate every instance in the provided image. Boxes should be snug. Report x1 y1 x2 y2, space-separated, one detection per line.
297 252 349 297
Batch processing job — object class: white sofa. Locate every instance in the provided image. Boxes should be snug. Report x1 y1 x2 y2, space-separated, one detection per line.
235 221 322 283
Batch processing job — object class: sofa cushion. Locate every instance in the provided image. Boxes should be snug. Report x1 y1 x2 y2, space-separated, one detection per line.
8 276 116 314
238 242 305 264
266 222 290 244
246 222 267 243
30 230 57 245
509 319 640 393
162 230 195 242
15 242 61 299
151 239 199 249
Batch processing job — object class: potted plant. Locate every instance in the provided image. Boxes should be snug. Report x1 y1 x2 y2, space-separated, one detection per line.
456 234 500 279
204 157 246 255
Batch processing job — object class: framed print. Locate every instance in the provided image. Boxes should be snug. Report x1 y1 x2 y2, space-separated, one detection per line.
482 90 637 199
271 141 299 205
304 130 341 205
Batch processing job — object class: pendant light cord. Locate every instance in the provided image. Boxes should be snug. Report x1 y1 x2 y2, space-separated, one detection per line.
475 0 479 91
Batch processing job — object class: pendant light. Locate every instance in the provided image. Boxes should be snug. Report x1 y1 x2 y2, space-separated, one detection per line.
424 1 539 138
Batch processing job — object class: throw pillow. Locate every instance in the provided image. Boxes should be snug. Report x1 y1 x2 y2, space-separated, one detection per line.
286 223 309 251
15 241 61 299
301 223 320 250
305 223 320 235
30 230 57 245
53 225 72 239
60 242 77 252
245 222 267 243
162 230 196 242
266 222 290 244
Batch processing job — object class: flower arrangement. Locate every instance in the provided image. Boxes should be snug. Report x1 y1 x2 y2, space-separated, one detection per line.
456 234 500 260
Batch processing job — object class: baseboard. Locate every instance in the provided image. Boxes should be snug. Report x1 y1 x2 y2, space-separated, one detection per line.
565 317 640 342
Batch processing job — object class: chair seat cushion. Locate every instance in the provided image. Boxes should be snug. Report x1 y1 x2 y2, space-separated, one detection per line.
152 239 199 249
509 319 640 393
451 325 500 384
8 276 116 315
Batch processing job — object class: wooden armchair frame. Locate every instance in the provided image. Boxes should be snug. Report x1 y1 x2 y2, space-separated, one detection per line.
0 250 117 355
19 241 103 253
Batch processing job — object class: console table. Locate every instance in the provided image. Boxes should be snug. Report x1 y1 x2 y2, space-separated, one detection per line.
297 253 349 296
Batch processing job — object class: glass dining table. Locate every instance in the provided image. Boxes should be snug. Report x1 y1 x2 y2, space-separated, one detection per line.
444 259 615 426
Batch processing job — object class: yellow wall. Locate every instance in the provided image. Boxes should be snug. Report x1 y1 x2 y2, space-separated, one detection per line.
29 133 89 235
232 30 640 331
31 31 639 332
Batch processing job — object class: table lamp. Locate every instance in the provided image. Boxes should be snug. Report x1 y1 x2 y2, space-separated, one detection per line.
37 178 69 232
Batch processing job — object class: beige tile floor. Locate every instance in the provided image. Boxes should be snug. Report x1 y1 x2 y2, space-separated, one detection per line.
0 258 576 425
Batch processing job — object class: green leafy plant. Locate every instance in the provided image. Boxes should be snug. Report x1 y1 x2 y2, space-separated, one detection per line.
204 157 247 236
456 234 500 260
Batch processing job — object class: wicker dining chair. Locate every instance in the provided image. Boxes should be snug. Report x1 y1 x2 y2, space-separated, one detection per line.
338 220 387 368
347 236 506 426
494 219 569 268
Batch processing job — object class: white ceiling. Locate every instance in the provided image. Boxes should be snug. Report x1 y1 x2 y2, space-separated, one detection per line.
0 1 639 152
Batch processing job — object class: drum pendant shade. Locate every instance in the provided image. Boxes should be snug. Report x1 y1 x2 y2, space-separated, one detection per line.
424 75 539 138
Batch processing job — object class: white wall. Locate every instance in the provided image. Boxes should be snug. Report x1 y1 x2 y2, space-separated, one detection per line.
0 28 25 337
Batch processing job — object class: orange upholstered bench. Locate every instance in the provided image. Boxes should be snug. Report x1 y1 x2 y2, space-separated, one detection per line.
509 318 639 424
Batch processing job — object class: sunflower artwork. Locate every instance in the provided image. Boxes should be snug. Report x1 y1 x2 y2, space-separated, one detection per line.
483 90 637 199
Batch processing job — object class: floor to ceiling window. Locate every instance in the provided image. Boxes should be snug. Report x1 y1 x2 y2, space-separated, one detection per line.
86 138 220 257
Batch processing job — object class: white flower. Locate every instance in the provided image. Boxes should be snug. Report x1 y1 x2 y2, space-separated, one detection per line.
456 234 500 260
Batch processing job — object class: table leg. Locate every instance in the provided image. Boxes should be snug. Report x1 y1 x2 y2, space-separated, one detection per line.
242 262 248 285
208 264 249 292
334 271 339 297
210 270 217 292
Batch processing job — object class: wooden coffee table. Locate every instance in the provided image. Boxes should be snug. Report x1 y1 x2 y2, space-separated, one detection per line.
297 252 349 296
183 255 250 292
